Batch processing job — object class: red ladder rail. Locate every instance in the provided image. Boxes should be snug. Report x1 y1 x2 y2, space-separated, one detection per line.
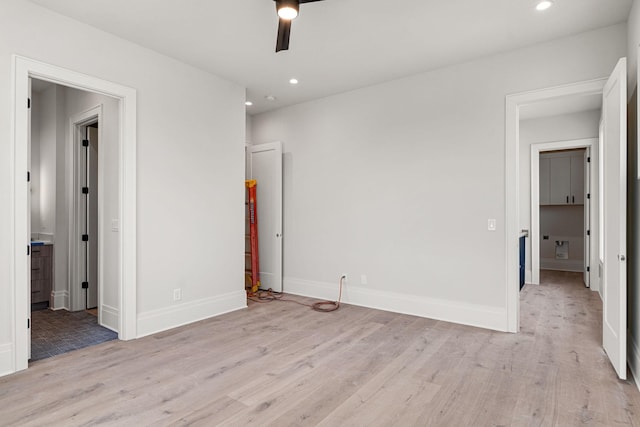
245 180 260 293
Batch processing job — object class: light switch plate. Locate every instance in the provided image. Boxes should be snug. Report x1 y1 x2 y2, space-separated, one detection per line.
488 219 497 231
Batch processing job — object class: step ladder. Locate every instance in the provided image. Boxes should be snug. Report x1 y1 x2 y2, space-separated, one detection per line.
245 180 260 293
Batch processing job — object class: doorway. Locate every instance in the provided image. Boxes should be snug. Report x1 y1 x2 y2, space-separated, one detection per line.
81 122 99 312
11 56 138 374
529 140 598 291
506 59 628 379
27 80 117 361
245 142 284 293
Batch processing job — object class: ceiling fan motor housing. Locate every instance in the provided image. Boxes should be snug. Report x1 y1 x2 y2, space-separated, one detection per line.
276 0 299 19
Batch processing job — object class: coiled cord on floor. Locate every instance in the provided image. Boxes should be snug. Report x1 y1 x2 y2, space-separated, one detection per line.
247 275 344 313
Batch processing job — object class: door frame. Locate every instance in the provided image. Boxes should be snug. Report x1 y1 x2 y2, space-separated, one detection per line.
505 78 606 332
11 55 137 374
69 109 102 317
246 141 283 293
530 139 598 289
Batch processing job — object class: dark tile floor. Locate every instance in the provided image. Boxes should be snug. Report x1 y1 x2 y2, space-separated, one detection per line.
30 309 118 362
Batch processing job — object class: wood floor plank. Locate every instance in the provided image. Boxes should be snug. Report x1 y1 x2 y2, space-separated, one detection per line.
1 271 639 426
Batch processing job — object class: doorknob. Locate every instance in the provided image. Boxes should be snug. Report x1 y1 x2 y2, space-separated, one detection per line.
619 255 626 261
276 233 282 238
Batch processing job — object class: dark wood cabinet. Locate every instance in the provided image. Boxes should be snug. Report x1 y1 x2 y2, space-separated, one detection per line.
31 245 52 305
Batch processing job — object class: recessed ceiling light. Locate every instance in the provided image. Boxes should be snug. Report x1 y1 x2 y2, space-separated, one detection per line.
536 1 553 11
245 101 253 106
265 95 277 102
289 78 299 85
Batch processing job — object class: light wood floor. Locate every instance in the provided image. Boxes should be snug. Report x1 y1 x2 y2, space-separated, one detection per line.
1 272 639 426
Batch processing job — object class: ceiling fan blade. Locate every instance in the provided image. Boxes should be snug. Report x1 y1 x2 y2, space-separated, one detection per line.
276 18 291 52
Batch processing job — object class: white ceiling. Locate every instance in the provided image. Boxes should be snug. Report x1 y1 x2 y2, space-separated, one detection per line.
30 0 632 115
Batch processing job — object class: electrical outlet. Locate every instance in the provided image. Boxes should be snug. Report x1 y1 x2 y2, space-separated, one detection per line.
173 288 182 302
361 274 368 285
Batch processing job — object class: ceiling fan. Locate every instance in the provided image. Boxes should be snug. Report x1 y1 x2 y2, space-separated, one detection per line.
274 0 325 52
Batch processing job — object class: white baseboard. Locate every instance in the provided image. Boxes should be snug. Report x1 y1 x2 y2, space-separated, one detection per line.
629 330 640 392
136 290 247 338
540 258 584 272
100 304 119 333
0 343 14 377
525 269 532 284
51 290 69 310
283 277 507 332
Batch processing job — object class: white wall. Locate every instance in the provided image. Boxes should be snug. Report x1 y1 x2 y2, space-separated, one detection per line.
30 85 59 237
251 24 627 332
246 114 253 144
539 205 584 271
38 86 58 238
0 0 245 376
519 111 600 280
30 90 41 233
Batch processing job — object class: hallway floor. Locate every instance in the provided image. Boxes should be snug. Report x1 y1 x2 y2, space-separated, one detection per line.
30 309 118 362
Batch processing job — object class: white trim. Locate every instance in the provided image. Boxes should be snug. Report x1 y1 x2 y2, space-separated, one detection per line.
505 78 606 333
284 277 507 332
50 290 69 310
136 291 248 338
0 343 13 377
10 55 137 375
530 138 597 285
629 330 640 392
100 304 119 333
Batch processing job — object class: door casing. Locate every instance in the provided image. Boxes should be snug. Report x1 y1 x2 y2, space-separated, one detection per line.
11 55 137 374
505 78 606 332
246 142 283 293
530 139 598 289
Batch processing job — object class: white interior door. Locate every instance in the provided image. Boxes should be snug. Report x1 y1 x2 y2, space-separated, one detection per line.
602 58 627 380
247 142 283 293
87 126 99 309
584 148 590 288
27 78 32 359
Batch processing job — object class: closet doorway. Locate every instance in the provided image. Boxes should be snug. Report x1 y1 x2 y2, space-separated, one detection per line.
530 139 597 290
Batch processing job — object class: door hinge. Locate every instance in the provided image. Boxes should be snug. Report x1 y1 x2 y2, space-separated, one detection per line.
82 234 89 242
587 266 590 272
27 245 30 256
82 187 89 194
587 157 591 162
27 318 30 329
82 139 89 147
82 282 89 289
587 193 590 199
27 98 31 109
27 171 30 182
587 230 591 236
